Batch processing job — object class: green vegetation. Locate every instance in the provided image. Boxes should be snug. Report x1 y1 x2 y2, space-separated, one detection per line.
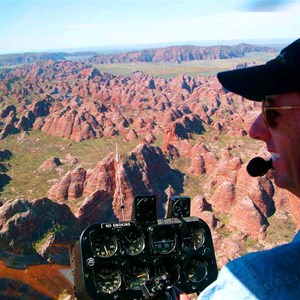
183 174 207 199
0 126 263 204
66 55 94 61
266 212 296 245
239 236 265 255
0 131 139 201
33 224 68 252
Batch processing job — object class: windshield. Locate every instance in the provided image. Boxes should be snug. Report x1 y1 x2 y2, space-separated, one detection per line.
0 1 299 299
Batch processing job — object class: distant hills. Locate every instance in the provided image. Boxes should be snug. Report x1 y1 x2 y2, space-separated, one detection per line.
88 43 276 64
0 43 276 67
0 51 97 67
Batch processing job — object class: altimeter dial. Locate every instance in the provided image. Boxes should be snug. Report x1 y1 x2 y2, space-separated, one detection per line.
90 229 118 258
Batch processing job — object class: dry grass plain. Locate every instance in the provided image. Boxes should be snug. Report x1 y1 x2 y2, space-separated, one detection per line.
94 52 275 78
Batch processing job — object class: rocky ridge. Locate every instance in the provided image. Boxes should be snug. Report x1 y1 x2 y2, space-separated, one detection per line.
0 60 259 143
0 44 275 67
89 43 275 64
0 141 298 270
0 53 299 287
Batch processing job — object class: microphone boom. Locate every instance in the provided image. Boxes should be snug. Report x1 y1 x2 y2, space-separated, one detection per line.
247 157 273 177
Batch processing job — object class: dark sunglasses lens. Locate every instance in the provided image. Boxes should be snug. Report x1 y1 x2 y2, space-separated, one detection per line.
265 110 279 128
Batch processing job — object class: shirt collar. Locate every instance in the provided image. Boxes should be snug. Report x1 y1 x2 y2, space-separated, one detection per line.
292 230 300 242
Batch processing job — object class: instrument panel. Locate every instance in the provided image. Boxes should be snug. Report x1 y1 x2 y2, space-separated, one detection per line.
70 195 218 300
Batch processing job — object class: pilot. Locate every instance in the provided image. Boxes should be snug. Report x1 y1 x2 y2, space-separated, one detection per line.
179 38 300 299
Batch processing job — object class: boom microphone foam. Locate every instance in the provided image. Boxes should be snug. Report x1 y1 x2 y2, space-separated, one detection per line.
246 157 273 177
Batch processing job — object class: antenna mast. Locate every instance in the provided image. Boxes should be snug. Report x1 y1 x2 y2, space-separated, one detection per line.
116 142 125 221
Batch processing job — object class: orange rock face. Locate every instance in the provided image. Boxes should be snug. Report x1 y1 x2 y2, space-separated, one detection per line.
48 143 184 222
0 59 258 144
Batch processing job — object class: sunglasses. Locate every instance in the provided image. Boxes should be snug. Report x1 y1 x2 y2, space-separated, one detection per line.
262 98 300 128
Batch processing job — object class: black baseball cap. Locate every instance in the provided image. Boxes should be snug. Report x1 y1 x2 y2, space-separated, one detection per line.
217 38 300 101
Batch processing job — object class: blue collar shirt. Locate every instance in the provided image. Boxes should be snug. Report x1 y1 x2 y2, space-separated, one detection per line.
198 231 300 300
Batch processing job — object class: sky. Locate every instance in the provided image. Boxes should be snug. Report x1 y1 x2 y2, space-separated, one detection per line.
0 0 299 54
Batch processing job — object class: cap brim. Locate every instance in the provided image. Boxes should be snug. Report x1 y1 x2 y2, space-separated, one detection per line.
217 60 299 101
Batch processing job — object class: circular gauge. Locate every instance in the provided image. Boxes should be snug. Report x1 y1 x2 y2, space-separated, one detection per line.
123 264 150 290
157 259 180 284
93 265 122 294
184 256 208 283
90 229 118 258
151 225 177 254
120 227 145 256
173 198 190 217
182 223 205 252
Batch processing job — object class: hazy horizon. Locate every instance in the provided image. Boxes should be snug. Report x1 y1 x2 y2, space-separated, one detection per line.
1 0 299 55
0 37 295 56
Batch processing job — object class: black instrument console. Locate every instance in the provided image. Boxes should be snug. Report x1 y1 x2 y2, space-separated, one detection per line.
69 195 218 299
